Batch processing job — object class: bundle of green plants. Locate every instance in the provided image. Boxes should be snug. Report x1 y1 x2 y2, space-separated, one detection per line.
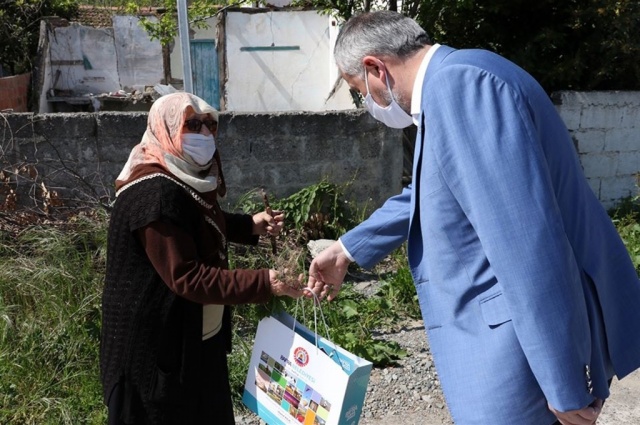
234 179 369 244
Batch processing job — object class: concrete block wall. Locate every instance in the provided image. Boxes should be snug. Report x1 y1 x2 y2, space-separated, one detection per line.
0 110 403 211
1 91 638 213
0 112 147 207
0 73 31 112
217 111 403 209
554 91 640 209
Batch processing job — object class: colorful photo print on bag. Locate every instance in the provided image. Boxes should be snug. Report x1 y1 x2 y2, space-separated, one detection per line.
243 314 372 425
255 350 331 424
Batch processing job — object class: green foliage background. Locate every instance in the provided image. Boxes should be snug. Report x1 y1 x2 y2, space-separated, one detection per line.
417 0 640 92
0 0 78 75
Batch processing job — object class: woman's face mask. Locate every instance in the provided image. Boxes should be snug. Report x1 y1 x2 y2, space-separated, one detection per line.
181 133 216 166
363 67 413 129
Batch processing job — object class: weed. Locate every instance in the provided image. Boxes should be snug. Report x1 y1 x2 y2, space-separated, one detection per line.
611 196 640 273
235 179 372 244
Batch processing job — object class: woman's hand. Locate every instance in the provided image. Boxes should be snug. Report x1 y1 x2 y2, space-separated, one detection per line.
269 270 305 298
252 210 284 236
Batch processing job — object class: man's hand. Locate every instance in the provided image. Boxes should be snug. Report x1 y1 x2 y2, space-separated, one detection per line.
306 241 351 301
549 399 603 425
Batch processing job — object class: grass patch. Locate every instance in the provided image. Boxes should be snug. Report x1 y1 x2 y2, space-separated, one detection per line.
0 211 107 425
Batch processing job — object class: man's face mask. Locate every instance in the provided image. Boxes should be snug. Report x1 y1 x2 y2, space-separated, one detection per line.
363 66 413 129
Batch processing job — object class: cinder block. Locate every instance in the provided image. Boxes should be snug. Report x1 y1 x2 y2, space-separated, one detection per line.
306 135 339 161
605 128 640 152
556 106 582 131
580 105 623 130
616 151 640 175
620 107 640 129
579 152 617 178
250 137 304 162
33 113 96 139
97 137 138 164
3 113 37 139
573 129 606 153
288 112 342 136
295 161 333 185
96 112 146 139
600 176 638 205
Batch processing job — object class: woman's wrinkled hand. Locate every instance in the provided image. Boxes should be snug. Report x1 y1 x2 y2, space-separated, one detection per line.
252 210 284 236
269 269 305 298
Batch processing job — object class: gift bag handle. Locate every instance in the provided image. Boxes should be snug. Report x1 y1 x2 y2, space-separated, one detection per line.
289 289 348 371
296 289 332 344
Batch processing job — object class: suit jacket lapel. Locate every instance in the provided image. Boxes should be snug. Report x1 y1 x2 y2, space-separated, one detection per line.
409 46 456 231
409 113 425 234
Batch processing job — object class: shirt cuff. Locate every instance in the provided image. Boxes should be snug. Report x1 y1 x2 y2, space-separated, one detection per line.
338 238 355 262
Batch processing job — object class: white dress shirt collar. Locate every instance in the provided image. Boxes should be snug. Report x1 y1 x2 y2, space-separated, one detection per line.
411 44 441 125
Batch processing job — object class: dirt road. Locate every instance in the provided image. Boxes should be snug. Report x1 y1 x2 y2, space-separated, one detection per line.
359 360 640 425
599 368 640 424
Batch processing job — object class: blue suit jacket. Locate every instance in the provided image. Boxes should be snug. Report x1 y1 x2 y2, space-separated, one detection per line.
341 46 640 424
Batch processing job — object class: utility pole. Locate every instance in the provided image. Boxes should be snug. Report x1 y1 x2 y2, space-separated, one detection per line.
177 0 193 93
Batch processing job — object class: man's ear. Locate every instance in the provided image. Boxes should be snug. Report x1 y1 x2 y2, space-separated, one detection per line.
363 56 384 79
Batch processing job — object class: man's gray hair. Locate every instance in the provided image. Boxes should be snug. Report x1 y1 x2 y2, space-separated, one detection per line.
335 11 431 78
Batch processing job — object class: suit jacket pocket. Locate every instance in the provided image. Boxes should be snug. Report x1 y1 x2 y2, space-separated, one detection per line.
479 292 512 328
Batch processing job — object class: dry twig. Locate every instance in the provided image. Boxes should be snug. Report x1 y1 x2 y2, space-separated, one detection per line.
260 188 278 255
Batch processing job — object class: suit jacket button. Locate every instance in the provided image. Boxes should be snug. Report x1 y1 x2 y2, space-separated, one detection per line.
585 365 593 394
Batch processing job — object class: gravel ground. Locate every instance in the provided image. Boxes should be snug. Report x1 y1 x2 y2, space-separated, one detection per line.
356 319 453 425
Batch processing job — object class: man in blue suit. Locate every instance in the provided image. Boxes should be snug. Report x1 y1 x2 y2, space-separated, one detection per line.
307 11 640 425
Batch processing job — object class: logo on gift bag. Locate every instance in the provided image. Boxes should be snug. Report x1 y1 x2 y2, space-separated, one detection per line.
346 404 358 420
293 347 309 367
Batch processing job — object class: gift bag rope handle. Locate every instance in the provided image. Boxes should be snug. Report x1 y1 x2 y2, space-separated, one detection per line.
291 289 345 368
292 289 332 347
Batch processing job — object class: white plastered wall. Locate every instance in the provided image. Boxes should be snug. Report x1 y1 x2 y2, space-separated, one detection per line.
112 16 164 91
224 9 353 112
39 17 163 112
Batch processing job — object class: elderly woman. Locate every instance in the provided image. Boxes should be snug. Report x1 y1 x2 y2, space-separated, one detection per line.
100 92 303 425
